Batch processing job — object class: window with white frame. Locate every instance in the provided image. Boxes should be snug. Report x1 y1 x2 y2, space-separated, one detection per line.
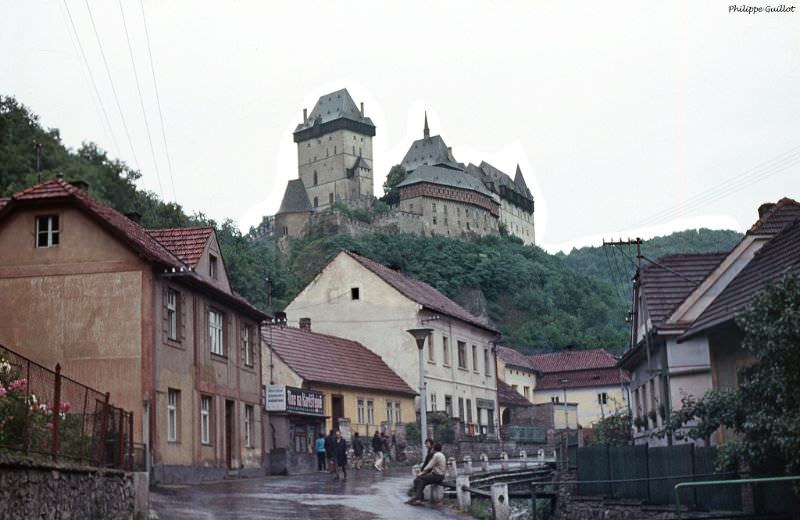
442 336 450 366
598 392 608 405
484 349 491 377
209 310 224 356
200 396 212 444
472 345 478 372
430 393 437 412
167 389 179 442
367 400 374 424
35 215 59 248
357 399 365 424
427 333 435 362
395 401 401 424
244 405 254 447
386 401 393 425
167 289 179 341
241 326 253 367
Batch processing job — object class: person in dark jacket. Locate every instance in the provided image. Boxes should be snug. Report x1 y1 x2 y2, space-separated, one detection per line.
372 430 383 471
422 438 434 468
352 432 364 470
325 429 336 474
332 429 348 480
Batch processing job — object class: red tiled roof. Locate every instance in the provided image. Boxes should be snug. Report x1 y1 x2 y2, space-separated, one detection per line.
747 198 800 236
147 227 213 268
6 179 183 268
264 326 416 396
497 379 532 407
683 219 800 339
497 345 536 371
344 251 497 333
639 253 728 329
528 348 618 373
535 367 630 391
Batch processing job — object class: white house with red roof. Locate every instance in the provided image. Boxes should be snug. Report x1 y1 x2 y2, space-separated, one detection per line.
528 348 629 428
285 250 501 437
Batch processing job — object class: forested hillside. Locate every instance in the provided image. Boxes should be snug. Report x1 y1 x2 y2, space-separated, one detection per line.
556 229 743 302
1 96 744 355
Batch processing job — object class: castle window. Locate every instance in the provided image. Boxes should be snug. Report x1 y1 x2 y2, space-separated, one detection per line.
351 287 360 300
432 203 437 213
313 171 318 185
433 217 437 225
313 197 318 208
352 146 355 154
334 146 337 154
329 193 334 204
326 148 329 157
359 147 362 156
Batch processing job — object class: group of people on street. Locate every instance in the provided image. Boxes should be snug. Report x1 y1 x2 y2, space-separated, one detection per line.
314 429 447 506
314 429 396 480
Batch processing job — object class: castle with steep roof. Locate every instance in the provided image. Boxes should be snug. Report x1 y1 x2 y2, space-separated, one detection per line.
272 89 535 245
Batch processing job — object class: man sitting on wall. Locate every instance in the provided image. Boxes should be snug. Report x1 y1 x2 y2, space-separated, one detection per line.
406 443 446 506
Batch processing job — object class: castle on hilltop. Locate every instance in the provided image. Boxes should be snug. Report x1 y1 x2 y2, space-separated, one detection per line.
270 88 535 245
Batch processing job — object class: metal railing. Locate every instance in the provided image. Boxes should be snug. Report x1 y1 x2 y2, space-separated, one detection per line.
0 343 135 469
674 476 800 520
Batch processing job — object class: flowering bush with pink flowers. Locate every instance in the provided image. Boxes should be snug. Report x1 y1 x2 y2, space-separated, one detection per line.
0 355 89 460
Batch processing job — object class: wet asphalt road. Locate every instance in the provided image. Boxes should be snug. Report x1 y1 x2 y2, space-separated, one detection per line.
150 466 465 520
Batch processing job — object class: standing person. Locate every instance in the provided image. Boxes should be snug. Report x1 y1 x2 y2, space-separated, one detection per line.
422 438 434 469
325 429 336 474
332 429 348 480
352 432 364 470
381 431 391 471
406 443 446 505
372 430 383 471
315 433 327 472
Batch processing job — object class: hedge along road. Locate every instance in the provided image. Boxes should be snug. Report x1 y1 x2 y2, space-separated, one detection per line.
149 465 463 520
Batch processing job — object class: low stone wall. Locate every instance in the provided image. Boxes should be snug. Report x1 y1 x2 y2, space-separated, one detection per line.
0 454 146 519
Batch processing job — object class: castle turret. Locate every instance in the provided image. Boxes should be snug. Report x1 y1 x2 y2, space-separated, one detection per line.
293 89 376 211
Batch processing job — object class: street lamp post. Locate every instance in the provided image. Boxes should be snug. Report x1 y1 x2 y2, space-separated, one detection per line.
407 328 433 459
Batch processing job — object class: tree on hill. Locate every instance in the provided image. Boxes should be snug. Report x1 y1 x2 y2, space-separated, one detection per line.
380 164 408 205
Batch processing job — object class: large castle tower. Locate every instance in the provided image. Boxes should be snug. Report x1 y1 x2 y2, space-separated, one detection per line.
293 89 376 211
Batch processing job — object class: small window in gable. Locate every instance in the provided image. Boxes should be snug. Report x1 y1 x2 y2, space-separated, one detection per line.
35 215 59 248
209 254 218 279
351 287 360 300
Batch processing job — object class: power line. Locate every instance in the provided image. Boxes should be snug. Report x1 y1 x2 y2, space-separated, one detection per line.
139 0 177 202
61 0 121 157
633 145 800 229
118 0 163 197
84 0 143 177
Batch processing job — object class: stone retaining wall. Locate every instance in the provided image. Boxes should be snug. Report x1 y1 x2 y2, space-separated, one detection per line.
0 454 146 519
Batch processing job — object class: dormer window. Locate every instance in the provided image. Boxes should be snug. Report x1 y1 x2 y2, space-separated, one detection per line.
35 215 59 248
209 254 218 279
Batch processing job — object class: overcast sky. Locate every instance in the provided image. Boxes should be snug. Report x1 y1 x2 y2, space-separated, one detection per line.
2 1 798 252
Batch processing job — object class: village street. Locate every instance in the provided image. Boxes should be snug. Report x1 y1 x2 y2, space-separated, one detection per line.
150 466 464 520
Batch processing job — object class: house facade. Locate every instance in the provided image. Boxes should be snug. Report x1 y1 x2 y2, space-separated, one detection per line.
0 178 268 482
262 324 415 473
284 250 501 437
621 198 800 446
528 348 629 428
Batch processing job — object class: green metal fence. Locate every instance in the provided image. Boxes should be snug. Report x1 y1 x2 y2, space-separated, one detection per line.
577 444 741 510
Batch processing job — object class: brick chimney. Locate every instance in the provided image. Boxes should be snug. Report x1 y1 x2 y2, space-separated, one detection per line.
299 317 311 331
360 102 364 117
758 202 776 219
303 108 307 123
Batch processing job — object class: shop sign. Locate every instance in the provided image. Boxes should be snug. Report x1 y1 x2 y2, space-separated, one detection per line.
265 384 324 416
266 384 287 411
286 387 324 416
